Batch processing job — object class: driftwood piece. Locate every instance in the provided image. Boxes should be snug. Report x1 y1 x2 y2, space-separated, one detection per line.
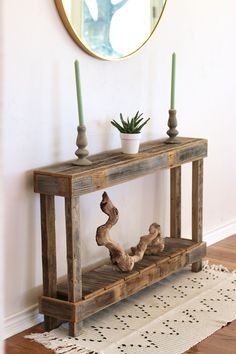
96 192 165 272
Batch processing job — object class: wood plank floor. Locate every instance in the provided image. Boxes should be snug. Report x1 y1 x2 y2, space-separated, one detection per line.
5 235 236 354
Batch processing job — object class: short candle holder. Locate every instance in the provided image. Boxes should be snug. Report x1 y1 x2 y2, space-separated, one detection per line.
72 125 92 166
165 109 180 144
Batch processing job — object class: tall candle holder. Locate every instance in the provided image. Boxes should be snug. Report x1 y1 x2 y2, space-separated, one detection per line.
165 109 180 144
72 125 92 166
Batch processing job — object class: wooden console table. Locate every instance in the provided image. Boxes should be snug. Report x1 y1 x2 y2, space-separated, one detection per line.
34 137 208 336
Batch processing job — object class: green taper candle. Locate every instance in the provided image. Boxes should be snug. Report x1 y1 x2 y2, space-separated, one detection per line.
170 52 176 110
74 60 84 126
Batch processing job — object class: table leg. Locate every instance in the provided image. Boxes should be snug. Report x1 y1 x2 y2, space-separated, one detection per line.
40 194 58 331
170 166 181 238
192 159 203 272
65 196 82 337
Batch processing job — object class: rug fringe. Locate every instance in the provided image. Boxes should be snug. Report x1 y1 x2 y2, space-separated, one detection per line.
25 333 99 354
203 260 236 273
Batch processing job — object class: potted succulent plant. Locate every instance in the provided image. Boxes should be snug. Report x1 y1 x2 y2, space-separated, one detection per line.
111 111 150 154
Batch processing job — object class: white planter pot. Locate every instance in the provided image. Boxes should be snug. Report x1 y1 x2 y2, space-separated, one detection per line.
120 133 141 154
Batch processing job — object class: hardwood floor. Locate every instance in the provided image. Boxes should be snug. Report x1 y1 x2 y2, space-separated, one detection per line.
185 234 236 354
5 235 236 354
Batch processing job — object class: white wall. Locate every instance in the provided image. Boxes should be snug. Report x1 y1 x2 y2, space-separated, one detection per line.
2 0 236 337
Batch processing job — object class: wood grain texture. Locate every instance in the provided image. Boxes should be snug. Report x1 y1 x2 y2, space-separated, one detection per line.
5 324 54 354
40 194 58 331
192 159 203 272
5 235 236 354
65 197 82 303
39 239 205 323
34 138 207 197
170 166 181 238
64 196 82 336
39 297 75 322
206 235 236 271
35 175 71 197
56 238 204 300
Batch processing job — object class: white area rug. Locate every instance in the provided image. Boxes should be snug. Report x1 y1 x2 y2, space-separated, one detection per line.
26 264 236 354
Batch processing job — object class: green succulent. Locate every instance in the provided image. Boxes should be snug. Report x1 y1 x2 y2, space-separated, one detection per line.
111 111 150 134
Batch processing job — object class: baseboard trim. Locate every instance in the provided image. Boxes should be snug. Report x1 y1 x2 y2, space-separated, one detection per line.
4 221 236 339
4 304 43 339
204 220 236 246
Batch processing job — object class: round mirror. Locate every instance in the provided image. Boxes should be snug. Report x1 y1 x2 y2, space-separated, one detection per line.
55 0 167 60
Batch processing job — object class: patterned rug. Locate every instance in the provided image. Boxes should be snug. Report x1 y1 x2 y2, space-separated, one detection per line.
26 263 236 354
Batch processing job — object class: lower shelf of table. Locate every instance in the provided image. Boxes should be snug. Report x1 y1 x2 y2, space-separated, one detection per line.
39 238 206 324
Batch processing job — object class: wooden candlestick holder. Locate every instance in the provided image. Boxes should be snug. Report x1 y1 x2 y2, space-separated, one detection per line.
165 109 180 144
73 125 92 166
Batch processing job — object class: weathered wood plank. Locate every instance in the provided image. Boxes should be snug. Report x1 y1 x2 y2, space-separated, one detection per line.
65 196 82 302
39 296 75 322
170 166 181 238
40 194 58 331
176 142 207 164
56 239 205 304
57 266 125 300
192 159 204 272
71 143 207 196
34 138 207 196
94 265 124 289
35 175 71 196
139 264 161 284
65 196 82 336
133 258 157 272
42 242 205 325
186 242 206 264
160 253 187 278
83 288 108 300
76 244 203 321
82 271 111 289
56 238 201 300
71 155 168 195
165 237 194 247
33 138 198 175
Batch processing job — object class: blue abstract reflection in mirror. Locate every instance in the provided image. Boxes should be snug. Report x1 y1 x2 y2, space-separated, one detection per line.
61 0 166 59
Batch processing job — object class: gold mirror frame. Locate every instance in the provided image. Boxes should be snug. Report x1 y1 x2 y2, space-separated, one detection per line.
55 0 167 60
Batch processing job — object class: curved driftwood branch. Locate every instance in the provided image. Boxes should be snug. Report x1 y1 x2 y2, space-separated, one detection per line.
96 192 165 272
131 223 165 258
